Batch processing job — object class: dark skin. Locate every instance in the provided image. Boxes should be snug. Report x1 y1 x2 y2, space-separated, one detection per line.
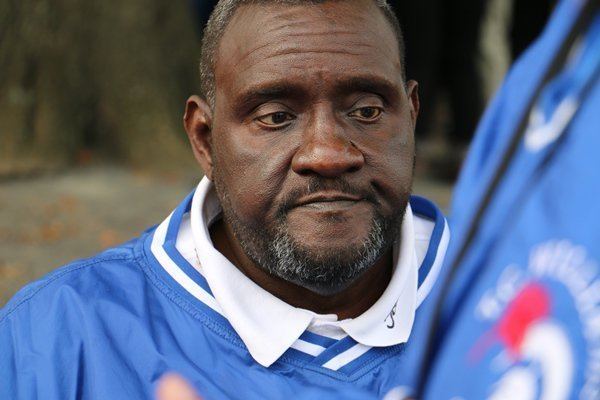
184 0 419 320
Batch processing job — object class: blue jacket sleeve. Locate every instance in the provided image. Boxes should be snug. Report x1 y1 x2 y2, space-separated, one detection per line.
0 275 90 400
0 311 21 399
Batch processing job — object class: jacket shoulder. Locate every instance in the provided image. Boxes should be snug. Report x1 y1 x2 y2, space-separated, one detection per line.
0 237 143 325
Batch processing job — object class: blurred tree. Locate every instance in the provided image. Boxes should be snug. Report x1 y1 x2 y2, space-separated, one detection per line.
0 0 200 177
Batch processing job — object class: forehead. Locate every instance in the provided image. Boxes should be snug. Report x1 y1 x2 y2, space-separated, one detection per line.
214 0 403 102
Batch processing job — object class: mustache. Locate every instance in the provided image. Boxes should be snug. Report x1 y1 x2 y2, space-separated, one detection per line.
277 178 379 215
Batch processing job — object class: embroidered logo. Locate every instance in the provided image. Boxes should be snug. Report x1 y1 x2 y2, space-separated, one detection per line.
470 240 600 400
385 304 398 329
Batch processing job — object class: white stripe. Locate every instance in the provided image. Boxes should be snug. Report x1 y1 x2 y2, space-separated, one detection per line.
151 215 223 314
525 97 578 152
416 219 450 308
290 339 327 357
321 343 372 371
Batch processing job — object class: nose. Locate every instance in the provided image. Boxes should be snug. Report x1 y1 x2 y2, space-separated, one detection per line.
291 113 365 178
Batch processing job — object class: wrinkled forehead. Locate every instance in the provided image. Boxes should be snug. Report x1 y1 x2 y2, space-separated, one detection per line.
214 1 403 100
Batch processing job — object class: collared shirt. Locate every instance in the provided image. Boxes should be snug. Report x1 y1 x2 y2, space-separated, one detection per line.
163 178 449 368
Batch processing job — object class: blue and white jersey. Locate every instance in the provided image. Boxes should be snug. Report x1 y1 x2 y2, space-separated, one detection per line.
0 178 449 400
424 0 600 399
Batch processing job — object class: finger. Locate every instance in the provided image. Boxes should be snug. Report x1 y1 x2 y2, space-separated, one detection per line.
156 373 202 400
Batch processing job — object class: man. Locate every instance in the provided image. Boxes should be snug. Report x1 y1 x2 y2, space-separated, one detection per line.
421 0 600 398
0 1 449 399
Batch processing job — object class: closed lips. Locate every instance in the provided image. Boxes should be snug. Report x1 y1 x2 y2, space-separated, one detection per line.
294 192 362 208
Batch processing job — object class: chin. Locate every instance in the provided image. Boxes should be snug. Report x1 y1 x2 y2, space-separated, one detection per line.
295 233 374 254
260 214 394 295
285 214 376 249
220 185 405 295
270 247 384 297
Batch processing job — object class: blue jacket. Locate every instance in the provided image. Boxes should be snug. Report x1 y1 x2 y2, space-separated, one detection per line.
424 0 600 398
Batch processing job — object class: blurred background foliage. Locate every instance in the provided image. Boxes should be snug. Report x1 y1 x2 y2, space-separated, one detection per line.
0 0 199 178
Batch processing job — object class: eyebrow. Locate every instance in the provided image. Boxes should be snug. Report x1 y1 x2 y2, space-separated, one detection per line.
332 76 401 104
234 74 402 113
235 82 307 112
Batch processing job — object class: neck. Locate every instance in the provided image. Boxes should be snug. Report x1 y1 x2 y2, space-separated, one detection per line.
210 219 394 320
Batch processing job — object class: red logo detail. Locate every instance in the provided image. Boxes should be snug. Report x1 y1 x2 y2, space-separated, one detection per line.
469 283 551 363
496 283 550 356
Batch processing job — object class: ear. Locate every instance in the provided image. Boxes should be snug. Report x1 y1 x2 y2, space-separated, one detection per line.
184 95 215 180
405 80 420 130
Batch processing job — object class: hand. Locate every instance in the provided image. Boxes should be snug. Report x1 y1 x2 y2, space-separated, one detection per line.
156 373 202 400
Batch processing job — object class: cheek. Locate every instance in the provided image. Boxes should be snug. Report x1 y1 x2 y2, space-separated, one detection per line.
363 129 414 206
212 126 298 224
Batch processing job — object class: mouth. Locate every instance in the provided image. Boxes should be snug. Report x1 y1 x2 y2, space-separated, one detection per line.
293 192 364 211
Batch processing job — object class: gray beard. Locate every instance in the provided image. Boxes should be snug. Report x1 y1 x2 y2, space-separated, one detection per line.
214 179 405 296
265 213 395 295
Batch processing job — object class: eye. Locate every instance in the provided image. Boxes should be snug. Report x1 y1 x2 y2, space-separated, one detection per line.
348 106 383 122
256 111 295 128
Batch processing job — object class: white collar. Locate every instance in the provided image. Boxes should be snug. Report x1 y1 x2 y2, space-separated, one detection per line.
152 177 449 367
